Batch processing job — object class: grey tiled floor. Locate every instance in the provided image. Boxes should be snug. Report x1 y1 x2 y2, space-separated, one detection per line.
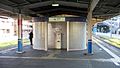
0 43 119 68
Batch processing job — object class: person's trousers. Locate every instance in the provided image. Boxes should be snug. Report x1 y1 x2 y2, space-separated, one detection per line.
30 38 33 45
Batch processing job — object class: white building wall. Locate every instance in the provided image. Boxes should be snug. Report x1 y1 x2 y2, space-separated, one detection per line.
33 21 86 51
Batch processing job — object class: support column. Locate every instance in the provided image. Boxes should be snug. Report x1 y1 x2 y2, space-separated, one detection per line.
17 13 24 53
45 22 48 51
67 21 70 51
86 0 99 54
84 23 87 49
87 0 100 38
87 11 93 54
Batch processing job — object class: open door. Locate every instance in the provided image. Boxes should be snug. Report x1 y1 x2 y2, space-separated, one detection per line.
48 22 67 50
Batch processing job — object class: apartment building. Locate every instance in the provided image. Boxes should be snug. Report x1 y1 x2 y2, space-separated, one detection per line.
0 16 33 37
0 16 14 37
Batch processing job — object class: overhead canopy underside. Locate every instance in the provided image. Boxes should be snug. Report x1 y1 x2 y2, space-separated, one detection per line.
0 0 120 19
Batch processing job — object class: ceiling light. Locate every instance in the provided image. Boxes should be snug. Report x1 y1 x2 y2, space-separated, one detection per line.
52 3 59 6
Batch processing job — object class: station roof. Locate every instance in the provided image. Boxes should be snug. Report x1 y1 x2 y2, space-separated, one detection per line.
93 0 120 19
0 0 120 19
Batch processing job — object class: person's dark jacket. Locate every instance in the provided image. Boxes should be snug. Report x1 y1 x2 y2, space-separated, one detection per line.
29 32 33 39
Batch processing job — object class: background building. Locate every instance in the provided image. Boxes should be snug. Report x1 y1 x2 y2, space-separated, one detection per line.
0 15 33 38
0 16 14 37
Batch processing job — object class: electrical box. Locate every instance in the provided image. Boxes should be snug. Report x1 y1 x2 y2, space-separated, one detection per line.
55 28 61 49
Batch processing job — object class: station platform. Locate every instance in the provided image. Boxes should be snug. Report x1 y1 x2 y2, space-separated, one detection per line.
0 37 120 68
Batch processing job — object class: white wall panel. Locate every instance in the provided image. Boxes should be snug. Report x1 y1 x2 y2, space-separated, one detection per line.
33 22 45 50
48 23 55 48
69 22 87 50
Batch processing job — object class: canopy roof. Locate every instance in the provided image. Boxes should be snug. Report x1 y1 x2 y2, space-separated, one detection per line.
0 0 119 19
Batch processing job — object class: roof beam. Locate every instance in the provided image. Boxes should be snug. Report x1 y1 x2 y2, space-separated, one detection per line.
21 8 36 15
24 0 31 4
55 1 88 8
102 6 120 10
36 8 61 13
94 13 120 17
0 3 36 16
0 3 18 14
45 12 86 17
115 3 120 7
89 0 100 12
87 0 100 21
23 1 88 9
36 8 87 14
23 1 52 8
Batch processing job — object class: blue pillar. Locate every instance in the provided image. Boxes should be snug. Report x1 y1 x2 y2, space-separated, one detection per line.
18 39 23 52
88 39 92 54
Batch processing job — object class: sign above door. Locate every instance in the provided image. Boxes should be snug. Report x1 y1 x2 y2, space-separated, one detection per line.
49 17 65 22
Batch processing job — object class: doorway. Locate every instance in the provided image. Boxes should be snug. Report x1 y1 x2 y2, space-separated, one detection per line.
48 22 67 50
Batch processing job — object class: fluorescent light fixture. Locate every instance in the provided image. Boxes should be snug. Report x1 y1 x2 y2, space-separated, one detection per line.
52 3 59 6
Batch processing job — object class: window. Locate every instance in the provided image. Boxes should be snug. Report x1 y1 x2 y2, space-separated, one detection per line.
6 29 10 33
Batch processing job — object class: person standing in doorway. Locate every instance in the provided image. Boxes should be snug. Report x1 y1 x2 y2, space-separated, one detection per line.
29 30 33 45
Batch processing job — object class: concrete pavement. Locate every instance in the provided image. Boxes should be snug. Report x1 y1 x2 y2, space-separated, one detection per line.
0 37 120 68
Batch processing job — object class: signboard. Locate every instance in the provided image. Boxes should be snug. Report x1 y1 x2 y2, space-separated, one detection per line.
49 17 65 22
